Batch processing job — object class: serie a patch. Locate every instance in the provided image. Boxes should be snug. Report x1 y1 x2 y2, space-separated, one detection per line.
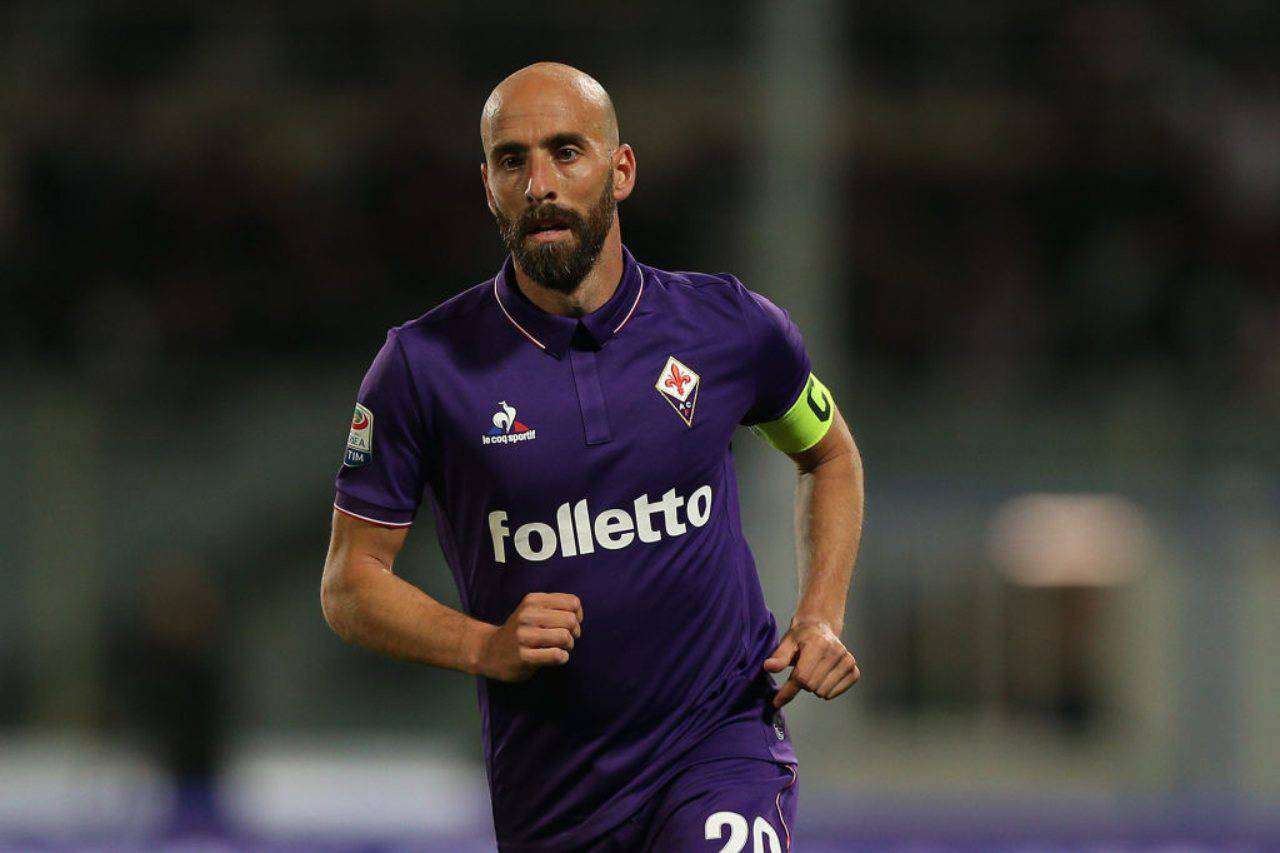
344 403 373 467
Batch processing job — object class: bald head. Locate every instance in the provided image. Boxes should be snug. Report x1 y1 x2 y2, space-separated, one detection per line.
481 62 619 155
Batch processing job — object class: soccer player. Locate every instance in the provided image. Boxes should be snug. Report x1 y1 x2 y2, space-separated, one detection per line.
321 62 864 852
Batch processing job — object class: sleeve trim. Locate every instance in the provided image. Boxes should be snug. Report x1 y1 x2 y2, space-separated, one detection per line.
333 503 414 529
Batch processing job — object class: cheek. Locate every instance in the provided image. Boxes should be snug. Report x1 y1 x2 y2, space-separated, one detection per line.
488 178 511 202
565 169 608 205
490 188 524 220
489 170 524 198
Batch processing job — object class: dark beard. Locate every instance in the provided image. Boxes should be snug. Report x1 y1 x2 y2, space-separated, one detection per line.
495 177 616 295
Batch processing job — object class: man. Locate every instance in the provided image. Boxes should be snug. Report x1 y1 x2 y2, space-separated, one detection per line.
321 62 863 852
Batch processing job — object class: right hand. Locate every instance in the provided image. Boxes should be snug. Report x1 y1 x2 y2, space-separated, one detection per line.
477 592 583 682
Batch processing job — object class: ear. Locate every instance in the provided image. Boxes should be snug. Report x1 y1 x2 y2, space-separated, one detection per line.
612 144 637 202
480 162 498 217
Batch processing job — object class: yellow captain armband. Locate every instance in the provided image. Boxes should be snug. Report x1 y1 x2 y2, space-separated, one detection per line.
749 372 835 454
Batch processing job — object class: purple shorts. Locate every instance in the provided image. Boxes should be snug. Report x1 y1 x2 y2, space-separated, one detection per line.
585 757 799 852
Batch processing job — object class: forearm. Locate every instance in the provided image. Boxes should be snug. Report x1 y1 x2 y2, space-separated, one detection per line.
792 445 863 634
322 556 495 675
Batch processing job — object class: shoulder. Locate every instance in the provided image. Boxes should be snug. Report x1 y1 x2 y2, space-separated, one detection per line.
639 263 767 322
387 277 498 348
640 262 789 330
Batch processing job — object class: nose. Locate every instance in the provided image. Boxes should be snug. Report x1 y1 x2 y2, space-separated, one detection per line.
524 151 557 204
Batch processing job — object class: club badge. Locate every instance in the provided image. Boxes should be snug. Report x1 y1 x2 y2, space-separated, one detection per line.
655 355 700 427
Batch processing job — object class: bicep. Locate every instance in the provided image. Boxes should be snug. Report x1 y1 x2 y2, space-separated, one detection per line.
321 510 413 638
325 509 411 582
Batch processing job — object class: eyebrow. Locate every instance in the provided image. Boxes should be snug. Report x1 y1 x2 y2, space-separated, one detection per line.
490 132 591 161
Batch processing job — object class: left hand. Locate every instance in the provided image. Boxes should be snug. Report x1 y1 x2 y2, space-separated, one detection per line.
763 619 860 708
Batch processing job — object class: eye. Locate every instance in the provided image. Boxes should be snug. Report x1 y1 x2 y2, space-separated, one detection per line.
556 147 580 162
499 155 523 170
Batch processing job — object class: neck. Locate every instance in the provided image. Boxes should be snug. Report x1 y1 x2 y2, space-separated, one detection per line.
512 221 623 317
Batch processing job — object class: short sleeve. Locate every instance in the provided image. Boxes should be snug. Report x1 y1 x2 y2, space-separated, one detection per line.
334 330 427 527
738 285 813 427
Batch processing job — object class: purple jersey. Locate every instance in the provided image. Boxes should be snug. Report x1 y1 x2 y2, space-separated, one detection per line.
335 247 810 850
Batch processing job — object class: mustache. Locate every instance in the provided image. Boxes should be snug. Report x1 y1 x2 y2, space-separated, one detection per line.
518 204 585 235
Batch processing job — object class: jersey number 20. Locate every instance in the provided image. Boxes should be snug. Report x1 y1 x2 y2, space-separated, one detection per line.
704 811 783 853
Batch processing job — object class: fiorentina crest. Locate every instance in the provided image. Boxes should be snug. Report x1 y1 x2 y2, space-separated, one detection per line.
655 355 700 427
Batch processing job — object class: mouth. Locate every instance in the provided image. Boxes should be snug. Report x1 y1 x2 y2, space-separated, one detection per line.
526 226 571 243
523 214 574 242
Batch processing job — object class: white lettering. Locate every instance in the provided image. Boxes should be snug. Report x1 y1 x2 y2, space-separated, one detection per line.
659 488 687 536
687 485 713 527
573 499 595 555
594 509 635 550
752 817 782 853
703 812 780 853
633 493 663 543
556 502 577 558
489 484 714 564
488 511 509 563
514 522 557 561
482 429 538 445
705 811 748 853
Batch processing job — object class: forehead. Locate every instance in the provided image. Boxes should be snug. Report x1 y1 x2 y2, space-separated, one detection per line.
485 82 606 147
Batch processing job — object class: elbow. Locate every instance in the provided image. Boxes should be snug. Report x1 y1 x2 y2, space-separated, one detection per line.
799 441 858 480
320 562 358 641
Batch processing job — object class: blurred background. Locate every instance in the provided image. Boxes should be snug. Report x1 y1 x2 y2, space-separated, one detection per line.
1 1 1278 850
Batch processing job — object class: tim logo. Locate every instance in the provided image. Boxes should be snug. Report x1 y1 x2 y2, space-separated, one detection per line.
655 355 700 427
483 401 537 445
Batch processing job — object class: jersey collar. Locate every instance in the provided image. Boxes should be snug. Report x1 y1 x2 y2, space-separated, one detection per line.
493 245 645 358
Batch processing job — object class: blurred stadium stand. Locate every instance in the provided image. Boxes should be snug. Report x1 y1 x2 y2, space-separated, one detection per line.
1 1 1277 849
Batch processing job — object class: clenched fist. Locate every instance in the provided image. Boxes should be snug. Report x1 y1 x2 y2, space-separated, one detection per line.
477 592 584 682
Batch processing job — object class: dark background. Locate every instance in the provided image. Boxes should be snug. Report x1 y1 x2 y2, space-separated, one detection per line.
1 2 1277 849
